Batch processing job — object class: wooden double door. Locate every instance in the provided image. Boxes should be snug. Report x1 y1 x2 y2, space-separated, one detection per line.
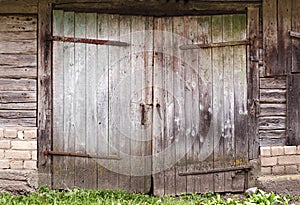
52 10 249 195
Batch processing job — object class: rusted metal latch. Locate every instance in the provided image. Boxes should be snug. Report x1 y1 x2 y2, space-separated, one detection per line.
290 31 300 39
44 147 121 161
178 165 253 176
48 36 130 46
180 40 249 50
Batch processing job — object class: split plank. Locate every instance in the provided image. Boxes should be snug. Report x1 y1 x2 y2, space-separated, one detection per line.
259 116 286 130
260 89 286 103
260 77 286 89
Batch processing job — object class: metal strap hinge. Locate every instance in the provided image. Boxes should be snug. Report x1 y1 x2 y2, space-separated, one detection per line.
44 148 121 160
48 36 130 46
178 165 253 176
180 40 249 50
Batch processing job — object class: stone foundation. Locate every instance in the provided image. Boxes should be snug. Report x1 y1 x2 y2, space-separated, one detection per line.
0 127 38 193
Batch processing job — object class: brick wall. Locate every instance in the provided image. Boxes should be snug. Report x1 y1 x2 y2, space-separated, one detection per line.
0 127 37 193
260 146 300 175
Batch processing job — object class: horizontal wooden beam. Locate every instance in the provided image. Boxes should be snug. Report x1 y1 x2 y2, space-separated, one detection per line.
50 36 130 46
180 40 248 50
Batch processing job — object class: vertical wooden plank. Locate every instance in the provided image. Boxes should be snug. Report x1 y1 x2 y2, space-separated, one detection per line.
263 0 278 76
233 14 248 192
85 12 98 189
173 16 187 195
118 15 131 191
195 15 214 193
63 11 75 188
292 0 300 72
248 7 260 160
143 16 154 193
222 15 235 192
38 0 52 187
130 16 149 193
153 17 165 196
184 16 199 194
52 9 65 189
288 75 300 145
278 0 291 74
162 17 176 195
108 14 120 190
212 15 225 193
74 12 87 188
97 14 110 190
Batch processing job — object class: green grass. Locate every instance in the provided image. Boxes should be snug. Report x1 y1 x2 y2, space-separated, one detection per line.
0 186 294 205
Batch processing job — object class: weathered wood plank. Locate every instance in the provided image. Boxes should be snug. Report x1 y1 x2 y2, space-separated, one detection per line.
259 116 286 130
62 11 75 189
73 12 87 188
0 118 36 126
195 15 214 193
0 78 36 91
107 14 120 190
278 0 291 75
85 12 98 189
0 54 36 67
52 9 65 189
260 89 286 103
259 130 286 139
37 1 52 187
260 103 286 116
232 13 247 192
288 75 300 145
212 15 225 193
163 16 176 195
0 41 36 54
292 0 300 72
260 137 286 146
0 0 37 14
0 31 36 41
0 110 36 118
0 91 36 103
0 67 37 79
263 0 278 76
0 16 37 32
0 102 36 110
223 14 235 192
96 13 110 190
247 6 260 160
153 17 165 196
173 16 187 195
260 77 286 89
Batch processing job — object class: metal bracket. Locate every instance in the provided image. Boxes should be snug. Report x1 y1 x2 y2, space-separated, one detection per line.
48 36 130 46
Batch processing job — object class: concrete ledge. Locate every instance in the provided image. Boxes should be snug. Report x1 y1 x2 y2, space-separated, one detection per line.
257 174 300 196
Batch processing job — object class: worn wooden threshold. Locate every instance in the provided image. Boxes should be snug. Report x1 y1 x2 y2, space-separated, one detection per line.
49 36 130 46
180 40 249 50
178 165 252 176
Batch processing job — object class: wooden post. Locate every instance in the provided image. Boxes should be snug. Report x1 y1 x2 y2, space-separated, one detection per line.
38 0 53 187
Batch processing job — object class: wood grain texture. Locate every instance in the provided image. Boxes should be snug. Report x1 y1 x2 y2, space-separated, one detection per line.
263 0 278 76
292 0 300 73
37 1 52 187
260 89 286 103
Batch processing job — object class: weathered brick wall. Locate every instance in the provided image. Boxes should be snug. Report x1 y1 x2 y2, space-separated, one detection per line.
0 127 37 193
260 146 300 175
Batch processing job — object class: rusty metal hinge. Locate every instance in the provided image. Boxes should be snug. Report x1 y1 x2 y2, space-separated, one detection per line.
43 148 121 161
180 40 249 50
48 36 130 46
178 165 253 176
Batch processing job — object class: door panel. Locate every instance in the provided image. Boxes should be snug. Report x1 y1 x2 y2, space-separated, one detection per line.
152 14 248 195
52 11 153 192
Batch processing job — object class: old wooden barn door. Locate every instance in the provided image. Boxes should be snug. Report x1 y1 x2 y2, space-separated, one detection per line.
52 10 249 194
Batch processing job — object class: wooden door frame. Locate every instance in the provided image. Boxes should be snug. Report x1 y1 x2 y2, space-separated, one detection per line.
37 1 260 188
